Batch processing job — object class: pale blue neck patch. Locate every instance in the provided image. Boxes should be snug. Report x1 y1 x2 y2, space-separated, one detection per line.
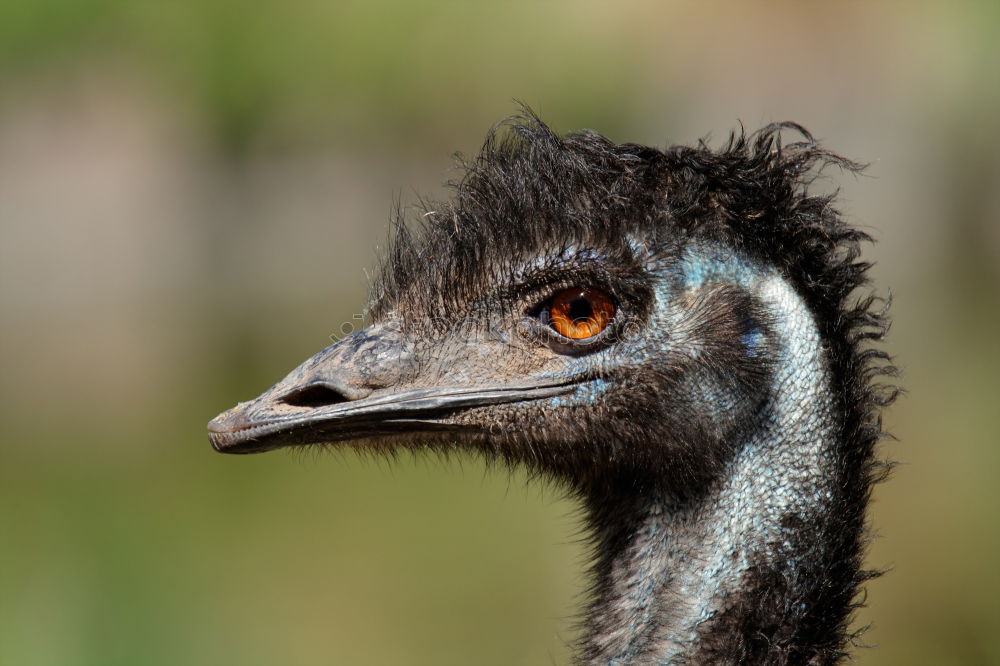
589 242 840 664
740 317 763 357
679 243 765 291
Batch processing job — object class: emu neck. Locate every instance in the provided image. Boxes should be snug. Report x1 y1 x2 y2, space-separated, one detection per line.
582 273 841 664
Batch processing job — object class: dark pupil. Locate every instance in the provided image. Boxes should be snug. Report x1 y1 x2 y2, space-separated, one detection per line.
568 296 593 322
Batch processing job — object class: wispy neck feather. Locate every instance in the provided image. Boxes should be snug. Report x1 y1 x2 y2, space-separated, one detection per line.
582 268 844 665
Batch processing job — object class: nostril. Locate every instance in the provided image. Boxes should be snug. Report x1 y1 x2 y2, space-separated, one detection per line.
280 384 351 408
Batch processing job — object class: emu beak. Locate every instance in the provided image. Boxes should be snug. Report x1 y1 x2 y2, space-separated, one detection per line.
207 324 575 454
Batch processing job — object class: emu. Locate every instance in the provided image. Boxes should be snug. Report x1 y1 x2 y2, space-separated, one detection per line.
208 114 895 664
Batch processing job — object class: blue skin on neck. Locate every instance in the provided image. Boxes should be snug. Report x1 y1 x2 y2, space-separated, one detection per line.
534 242 833 663
740 318 763 357
619 245 770 661
679 245 766 359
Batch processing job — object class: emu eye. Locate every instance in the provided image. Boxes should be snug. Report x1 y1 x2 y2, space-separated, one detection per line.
546 287 616 340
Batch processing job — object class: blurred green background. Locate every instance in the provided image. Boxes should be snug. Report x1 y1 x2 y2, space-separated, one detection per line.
1 1 998 664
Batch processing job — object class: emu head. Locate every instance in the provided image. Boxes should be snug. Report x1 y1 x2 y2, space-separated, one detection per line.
208 114 864 499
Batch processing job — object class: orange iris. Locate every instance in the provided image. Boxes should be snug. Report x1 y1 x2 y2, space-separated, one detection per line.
548 287 616 339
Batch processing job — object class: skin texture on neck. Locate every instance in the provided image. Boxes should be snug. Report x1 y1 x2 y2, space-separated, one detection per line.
581 261 840 665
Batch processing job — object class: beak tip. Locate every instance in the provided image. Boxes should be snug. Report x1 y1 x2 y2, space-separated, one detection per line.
207 408 244 452
207 406 279 454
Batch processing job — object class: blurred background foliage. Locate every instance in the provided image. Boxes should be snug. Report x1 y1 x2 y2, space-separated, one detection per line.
1 1 998 664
